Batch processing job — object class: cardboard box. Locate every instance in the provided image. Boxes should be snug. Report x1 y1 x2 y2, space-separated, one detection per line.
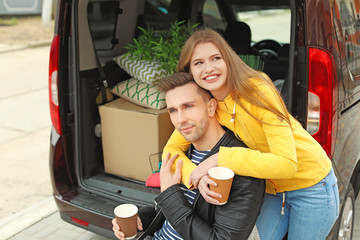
99 98 174 182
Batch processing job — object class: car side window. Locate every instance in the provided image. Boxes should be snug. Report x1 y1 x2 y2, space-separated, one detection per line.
239 9 291 44
203 0 226 32
87 1 119 50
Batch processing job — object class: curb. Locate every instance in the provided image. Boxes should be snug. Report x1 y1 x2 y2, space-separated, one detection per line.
0 197 57 240
0 39 52 54
27 39 53 48
0 45 27 54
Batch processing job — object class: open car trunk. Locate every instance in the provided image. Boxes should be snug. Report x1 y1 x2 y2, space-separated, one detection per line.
71 0 306 216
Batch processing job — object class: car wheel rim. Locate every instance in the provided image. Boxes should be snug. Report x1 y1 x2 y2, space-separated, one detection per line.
338 196 353 240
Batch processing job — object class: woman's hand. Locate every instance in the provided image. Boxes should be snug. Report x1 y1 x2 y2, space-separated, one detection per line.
198 175 222 204
189 153 218 188
112 217 143 240
160 153 182 192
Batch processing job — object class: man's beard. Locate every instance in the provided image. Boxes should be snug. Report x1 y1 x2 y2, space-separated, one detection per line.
178 119 208 143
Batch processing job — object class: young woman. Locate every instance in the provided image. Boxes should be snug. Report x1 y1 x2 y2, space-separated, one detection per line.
163 29 339 240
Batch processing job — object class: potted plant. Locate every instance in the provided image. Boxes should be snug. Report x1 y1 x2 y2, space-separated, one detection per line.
114 21 198 85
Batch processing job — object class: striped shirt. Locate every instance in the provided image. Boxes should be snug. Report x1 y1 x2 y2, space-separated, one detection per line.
152 148 210 240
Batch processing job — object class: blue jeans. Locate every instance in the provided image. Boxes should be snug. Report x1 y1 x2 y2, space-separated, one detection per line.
256 168 339 240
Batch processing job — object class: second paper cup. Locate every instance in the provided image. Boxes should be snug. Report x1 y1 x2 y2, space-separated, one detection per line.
208 167 234 205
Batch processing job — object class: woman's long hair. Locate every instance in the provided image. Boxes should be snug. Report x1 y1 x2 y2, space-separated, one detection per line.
177 28 291 126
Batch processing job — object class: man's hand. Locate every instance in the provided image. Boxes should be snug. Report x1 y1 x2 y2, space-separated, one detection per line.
198 175 222 205
112 217 143 240
160 153 182 192
189 153 218 188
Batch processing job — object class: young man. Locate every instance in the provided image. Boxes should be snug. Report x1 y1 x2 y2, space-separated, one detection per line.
112 72 264 240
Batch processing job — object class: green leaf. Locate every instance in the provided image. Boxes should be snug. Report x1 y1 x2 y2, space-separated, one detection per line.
124 21 198 74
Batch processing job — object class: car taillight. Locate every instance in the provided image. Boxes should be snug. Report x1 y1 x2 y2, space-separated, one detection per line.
49 35 62 135
307 47 338 158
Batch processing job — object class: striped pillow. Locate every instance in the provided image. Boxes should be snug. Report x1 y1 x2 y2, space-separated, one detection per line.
114 53 168 85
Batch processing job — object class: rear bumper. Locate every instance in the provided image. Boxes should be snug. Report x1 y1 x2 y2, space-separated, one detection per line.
53 194 115 239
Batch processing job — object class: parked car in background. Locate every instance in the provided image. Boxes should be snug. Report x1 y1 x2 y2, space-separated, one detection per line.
49 0 360 239
0 0 42 15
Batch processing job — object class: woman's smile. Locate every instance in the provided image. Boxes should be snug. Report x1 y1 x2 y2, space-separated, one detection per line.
203 74 221 83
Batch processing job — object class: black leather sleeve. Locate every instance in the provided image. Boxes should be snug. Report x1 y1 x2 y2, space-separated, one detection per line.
155 177 265 240
138 206 157 230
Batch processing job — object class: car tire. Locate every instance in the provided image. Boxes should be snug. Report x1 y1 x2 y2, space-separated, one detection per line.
336 184 355 240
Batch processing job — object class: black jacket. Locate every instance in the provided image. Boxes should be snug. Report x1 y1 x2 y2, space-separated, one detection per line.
138 129 265 240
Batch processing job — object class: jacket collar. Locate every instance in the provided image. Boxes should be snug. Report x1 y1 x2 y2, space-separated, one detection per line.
186 128 233 163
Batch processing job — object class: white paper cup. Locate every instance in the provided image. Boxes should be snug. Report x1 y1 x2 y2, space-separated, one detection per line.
114 204 138 239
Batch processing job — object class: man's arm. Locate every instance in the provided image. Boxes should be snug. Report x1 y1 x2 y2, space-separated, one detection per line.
155 176 265 240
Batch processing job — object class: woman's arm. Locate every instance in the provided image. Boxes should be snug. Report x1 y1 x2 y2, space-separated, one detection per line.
218 121 298 179
162 129 196 188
